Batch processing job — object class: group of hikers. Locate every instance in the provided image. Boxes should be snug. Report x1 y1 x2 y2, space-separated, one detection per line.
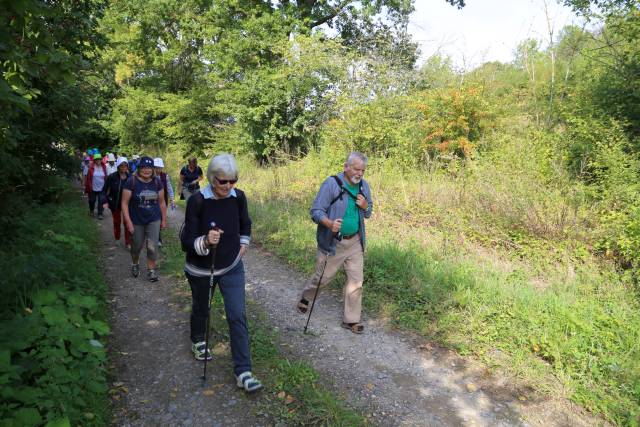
81 149 373 394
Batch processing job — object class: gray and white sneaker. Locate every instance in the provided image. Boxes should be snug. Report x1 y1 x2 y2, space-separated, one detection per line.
192 341 212 361
147 269 158 282
236 371 263 393
131 263 140 278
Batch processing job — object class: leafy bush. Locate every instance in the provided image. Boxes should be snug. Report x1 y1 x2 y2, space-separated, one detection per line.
320 95 423 168
0 192 110 426
415 86 493 160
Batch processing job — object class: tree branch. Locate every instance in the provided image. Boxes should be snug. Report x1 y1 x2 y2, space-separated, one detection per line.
309 0 352 28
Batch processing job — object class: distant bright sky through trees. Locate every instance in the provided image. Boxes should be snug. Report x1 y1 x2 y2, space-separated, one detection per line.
409 0 583 68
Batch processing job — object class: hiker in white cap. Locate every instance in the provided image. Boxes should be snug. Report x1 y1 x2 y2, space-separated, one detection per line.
106 153 117 175
154 157 175 247
154 158 175 210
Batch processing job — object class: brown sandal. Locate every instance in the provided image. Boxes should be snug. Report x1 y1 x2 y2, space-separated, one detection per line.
297 299 309 314
342 322 364 334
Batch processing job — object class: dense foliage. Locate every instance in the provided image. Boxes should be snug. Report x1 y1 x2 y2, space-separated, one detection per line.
0 192 110 426
0 0 113 234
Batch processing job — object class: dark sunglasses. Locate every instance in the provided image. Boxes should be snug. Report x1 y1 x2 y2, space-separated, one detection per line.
214 176 238 185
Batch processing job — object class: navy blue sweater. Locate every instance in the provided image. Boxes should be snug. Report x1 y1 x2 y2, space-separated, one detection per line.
183 189 251 274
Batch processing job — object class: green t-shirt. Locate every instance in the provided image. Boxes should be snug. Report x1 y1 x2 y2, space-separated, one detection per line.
340 182 360 236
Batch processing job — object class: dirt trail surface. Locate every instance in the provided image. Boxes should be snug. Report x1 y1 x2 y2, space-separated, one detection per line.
102 205 604 426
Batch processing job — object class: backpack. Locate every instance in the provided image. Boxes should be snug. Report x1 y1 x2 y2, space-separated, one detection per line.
329 175 363 207
179 191 204 252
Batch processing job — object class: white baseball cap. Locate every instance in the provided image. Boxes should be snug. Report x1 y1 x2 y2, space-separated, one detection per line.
153 158 164 168
116 157 128 168
107 153 116 162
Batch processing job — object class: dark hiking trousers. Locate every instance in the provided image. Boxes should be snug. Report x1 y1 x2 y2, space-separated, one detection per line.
186 261 252 376
89 191 104 215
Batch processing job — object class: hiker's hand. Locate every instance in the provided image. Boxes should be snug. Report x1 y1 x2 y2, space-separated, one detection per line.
331 218 342 233
126 221 134 234
170 201 176 210
102 203 109 211
239 245 247 257
356 194 367 210
206 228 224 246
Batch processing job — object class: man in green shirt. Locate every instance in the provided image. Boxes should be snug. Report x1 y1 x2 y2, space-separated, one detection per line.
296 152 374 334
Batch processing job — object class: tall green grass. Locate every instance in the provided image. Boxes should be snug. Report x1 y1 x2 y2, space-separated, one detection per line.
239 152 640 426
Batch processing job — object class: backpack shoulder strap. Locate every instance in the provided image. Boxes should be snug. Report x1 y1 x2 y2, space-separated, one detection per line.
194 191 204 216
328 175 345 207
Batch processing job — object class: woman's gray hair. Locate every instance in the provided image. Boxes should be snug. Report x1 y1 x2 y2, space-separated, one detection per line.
207 153 238 182
346 151 368 166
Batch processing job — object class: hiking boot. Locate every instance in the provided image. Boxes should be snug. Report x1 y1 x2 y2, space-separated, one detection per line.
192 341 212 361
131 263 140 278
147 269 158 282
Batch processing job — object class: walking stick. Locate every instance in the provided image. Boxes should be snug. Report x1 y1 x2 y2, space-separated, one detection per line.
303 255 328 334
303 232 341 334
202 222 220 381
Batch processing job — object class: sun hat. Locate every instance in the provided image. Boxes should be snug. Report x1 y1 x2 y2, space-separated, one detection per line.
153 158 165 168
139 156 154 168
132 154 140 160
107 153 116 162
116 157 128 168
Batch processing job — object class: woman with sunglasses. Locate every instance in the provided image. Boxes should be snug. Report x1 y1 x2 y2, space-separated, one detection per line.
181 153 262 393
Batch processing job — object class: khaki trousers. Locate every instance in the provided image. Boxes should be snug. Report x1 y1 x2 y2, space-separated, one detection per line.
301 234 364 324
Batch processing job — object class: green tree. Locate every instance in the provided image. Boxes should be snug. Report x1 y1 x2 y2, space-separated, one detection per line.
0 0 110 230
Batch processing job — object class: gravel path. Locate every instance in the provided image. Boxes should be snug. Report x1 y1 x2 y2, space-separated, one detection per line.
102 204 605 426
243 250 602 427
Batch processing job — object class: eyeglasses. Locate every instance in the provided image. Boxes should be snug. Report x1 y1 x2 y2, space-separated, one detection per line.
214 176 238 185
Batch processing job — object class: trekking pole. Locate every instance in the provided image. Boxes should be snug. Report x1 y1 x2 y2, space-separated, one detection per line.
202 222 219 381
304 231 341 334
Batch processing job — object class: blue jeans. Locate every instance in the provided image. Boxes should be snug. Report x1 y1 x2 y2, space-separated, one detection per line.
186 261 251 375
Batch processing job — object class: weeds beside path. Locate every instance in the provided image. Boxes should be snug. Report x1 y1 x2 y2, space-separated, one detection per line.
0 192 110 427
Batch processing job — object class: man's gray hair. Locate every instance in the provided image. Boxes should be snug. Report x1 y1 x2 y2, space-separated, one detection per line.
346 151 368 166
207 153 238 182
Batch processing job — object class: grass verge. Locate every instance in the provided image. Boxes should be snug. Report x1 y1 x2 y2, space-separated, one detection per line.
0 184 111 427
159 224 366 426
239 155 640 426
